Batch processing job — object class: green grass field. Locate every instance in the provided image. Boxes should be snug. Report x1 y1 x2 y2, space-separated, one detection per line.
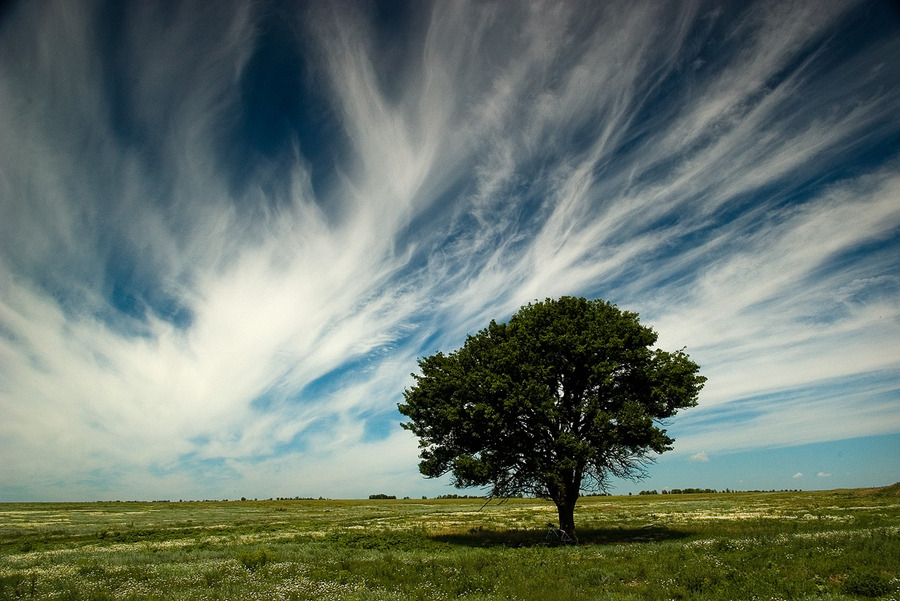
1 485 898 600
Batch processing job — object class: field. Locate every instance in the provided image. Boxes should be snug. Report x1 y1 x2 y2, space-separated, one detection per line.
1 486 898 600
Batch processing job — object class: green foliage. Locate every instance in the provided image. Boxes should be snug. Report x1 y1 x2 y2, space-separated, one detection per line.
871 481 900 497
0 573 36 600
324 528 433 551
841 569 894 598
399 296 705 537
237 547 275 571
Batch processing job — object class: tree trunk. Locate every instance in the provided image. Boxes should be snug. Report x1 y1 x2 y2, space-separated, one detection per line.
556 502 578 544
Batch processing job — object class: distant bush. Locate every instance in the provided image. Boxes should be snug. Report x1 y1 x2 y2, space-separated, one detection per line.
368 494 396 499
237 548 275 572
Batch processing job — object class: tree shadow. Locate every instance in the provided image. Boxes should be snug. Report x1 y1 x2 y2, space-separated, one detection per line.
430 525 692 548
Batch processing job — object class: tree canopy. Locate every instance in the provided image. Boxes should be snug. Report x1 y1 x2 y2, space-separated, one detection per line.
398 297 705 541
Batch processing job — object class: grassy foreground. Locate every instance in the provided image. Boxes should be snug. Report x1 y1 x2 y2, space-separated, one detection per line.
1 486 898 600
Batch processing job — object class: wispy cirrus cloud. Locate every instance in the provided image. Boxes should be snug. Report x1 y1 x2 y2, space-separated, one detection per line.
1 0 898 500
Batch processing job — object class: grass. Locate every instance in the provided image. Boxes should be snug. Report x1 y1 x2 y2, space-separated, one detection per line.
1 486 898 599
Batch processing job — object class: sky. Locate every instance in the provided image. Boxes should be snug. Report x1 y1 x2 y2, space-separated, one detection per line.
0 0 898 502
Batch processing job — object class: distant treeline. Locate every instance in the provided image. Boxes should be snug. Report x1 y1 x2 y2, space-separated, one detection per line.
433 493 492 499
98 488 811 504
638 489 804 495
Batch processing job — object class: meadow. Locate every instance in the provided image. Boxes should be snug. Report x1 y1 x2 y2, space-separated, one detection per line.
1 485 898 600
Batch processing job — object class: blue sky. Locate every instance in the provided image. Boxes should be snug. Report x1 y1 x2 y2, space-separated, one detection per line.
1 0 898 502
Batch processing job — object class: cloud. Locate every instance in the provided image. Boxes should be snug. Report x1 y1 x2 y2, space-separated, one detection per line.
817 472 832 478
1 0 898 500
793 473 804 479
690 452 710 462
662 370 900 458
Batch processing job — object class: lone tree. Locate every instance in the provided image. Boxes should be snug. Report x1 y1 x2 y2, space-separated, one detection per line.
398 297 705 542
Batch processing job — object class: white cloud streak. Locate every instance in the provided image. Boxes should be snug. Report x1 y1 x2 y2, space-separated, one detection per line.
0 0 898 500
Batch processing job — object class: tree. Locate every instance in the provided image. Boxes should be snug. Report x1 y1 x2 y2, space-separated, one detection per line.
398 297 705 542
